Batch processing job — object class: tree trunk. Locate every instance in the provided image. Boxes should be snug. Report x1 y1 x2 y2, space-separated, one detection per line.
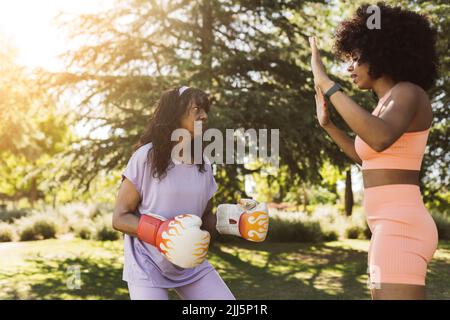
200 0 213 85
344 169 353 216
302 184 308 213
30 176 38 208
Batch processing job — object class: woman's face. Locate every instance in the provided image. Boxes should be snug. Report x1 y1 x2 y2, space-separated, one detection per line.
179 100 208 137
347 52 372 89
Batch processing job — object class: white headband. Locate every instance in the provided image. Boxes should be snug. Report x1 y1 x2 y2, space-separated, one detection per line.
178 86 190 96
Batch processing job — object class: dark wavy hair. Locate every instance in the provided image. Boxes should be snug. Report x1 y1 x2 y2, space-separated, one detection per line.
333 2 438 90
136 87 211 180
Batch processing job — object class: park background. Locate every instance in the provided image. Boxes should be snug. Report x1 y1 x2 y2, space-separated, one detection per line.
0 0 448 299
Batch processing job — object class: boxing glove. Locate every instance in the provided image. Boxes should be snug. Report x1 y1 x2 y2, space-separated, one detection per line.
216 199 269 242
137 213 210 268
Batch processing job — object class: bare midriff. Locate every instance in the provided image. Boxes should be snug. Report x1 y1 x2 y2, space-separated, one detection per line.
362 169 420 189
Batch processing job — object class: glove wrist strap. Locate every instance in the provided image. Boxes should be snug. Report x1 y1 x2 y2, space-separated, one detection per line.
137 214 163 246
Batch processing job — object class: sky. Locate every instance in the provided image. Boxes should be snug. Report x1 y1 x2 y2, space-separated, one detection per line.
0 0 112 70
0 1 115 140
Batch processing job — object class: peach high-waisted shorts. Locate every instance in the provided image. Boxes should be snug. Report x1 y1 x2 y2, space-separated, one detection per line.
364 184 438 286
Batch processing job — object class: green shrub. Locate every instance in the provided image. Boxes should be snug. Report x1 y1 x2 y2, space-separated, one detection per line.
0 209 31 223
55 203 113 233
431 211 450 240
322 229 339 241
215 205 371 243
0 223 15 242
363 225 372 239
266 217 325 242
345 225 363 239
216 210 329 243
55 203 91 232
73 222 95 240
90 203 112 219
94 216 120 241
18 216 58 241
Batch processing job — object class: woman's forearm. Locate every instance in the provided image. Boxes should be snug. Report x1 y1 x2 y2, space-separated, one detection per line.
321 80 392 150
201 202 218 242
112 178 141 237
323 122 362 165
112 210 140 237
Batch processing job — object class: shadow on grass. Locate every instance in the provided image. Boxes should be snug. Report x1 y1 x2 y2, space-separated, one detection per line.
209 241 370 299
6 255 129 300
426 242 450 299
2 240 447 300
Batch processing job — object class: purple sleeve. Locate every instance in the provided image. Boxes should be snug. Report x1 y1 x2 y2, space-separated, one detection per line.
206 164 218 201
122 147 149 197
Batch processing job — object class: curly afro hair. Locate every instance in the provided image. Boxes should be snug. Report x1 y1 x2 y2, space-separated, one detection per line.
333 2 438 90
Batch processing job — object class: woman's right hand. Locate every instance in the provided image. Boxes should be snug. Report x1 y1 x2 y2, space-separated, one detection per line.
314 85 332 128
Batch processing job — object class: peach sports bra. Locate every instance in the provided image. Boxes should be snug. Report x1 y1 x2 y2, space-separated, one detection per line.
354 88 430 171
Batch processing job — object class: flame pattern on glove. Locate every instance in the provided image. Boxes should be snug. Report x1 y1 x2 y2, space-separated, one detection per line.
157 214 210 268
240 210 269 242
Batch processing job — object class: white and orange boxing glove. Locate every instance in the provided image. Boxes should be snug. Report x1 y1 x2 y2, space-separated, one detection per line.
216 199 269 242
137 213 210 268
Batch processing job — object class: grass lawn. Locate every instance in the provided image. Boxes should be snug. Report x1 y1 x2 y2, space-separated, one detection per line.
0 238 449 300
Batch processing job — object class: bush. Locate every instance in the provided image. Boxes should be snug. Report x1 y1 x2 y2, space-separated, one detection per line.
215 205 370 243
73 222 95 240
266 217 325 242
363 225 372 239
94 216 120 241
55 203 91 232
90 203 113 219
345 225 364 239
322 229 339 241
4 203 117 242
18 216 58 241
0 223 15 242
216 207 341 243
54 203 113 233
431 211 450 240
0 209 31 223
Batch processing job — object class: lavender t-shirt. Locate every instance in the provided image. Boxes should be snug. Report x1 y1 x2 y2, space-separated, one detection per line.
121 143 217 288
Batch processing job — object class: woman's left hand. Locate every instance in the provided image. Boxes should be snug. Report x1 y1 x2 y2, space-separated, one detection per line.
309 36 333 91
